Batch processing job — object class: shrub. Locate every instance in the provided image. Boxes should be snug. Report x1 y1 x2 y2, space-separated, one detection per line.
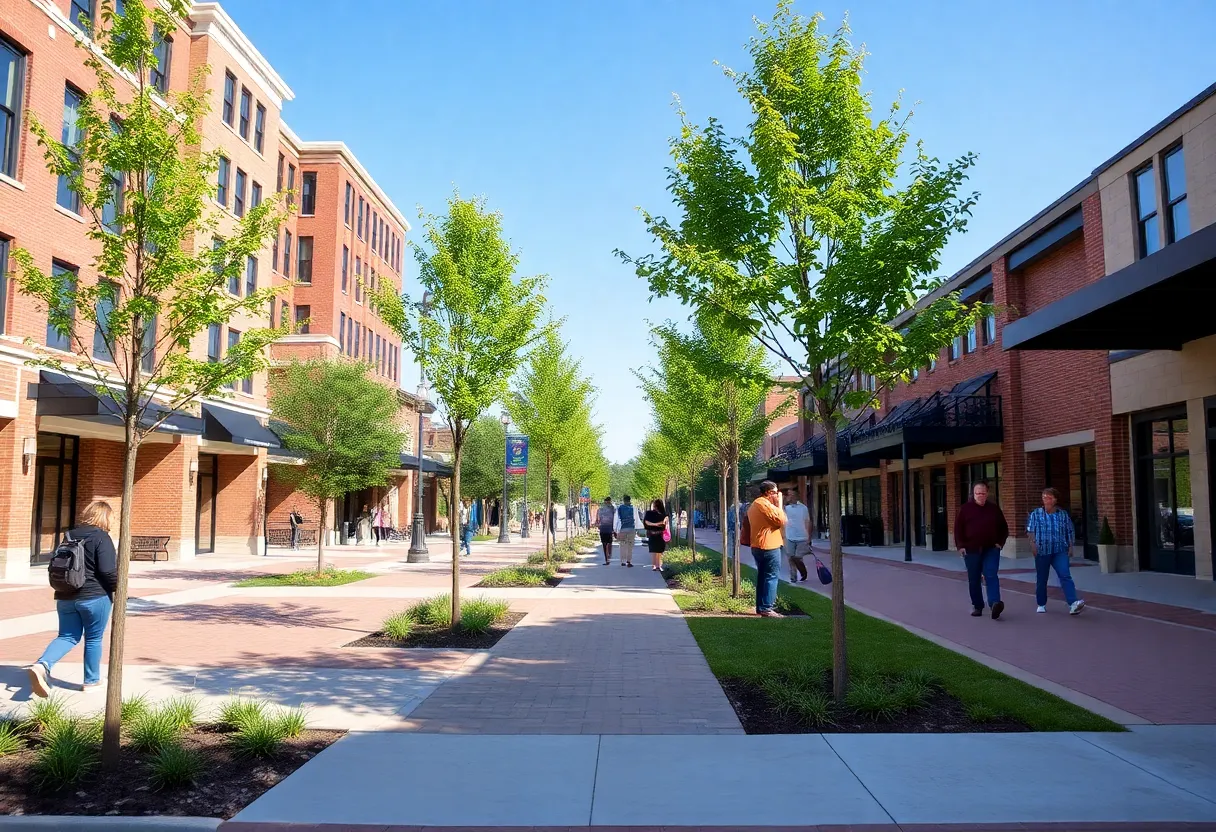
965 702 1002 724
407 594 452 628
148 742 203 790
217 696 268 732
121 694 151 724
160 696 200 731
34 719 99 790
1099 516 1116 546
0 719 25 756
460 597 510 634
275 706 308 739
845 677 905 722
478 565 552 587
128 707 182 753
382 611 413 641
26 694 70 733
893 675 935 712
229 712 289 758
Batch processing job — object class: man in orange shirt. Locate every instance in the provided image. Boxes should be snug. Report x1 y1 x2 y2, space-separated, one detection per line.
747 480 787 617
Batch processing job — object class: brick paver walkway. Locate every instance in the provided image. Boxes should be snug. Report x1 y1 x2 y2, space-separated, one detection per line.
399 545 743 734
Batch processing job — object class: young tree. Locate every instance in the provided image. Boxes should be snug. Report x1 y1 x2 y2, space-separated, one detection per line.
374 193 547 627
10 0 286 765
460 415 507 511
270 360 404 571
622 4 986 698
507 331 591 561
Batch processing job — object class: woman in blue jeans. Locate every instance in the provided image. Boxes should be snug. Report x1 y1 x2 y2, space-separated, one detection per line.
1027 487 1085 615
26 501 118 696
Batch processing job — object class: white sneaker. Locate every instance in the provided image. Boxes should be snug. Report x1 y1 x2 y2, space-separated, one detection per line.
1070 600 1086 615
1036 605 1046 614
25 663 51 698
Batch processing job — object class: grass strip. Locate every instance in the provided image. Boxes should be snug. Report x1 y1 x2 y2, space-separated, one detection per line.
235 567 375 587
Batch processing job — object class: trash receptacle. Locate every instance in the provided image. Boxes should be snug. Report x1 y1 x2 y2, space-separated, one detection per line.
342 521 351 545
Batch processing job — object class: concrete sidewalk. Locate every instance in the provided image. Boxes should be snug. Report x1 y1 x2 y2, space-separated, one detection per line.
226 727 1216 828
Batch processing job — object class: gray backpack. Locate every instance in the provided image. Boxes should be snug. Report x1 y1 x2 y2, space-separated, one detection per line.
48 531 87 593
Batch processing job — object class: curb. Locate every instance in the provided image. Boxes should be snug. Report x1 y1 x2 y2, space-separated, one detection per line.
0 818 221 831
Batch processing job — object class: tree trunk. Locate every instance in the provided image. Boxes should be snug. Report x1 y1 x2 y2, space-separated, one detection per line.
451 442 463 629
824 414 848 701
719 464 728 580
316 495 327 574
730 457 741 597
688 475 696 556
544 452 552 562
101 424 140 767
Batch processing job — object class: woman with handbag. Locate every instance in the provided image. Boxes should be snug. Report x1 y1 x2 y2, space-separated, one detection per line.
643 498 670 572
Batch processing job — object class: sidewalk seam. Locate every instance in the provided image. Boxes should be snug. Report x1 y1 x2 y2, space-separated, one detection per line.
1071 731 1216 807
587 733 602 825
821 732 898 825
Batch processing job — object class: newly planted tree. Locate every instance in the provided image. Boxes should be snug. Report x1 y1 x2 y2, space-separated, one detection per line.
374 193 547 627
269 360 405 572
622 4 987 698
10 0 286 765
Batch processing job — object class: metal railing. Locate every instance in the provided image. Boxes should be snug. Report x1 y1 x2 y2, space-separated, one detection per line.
852 393 1003 444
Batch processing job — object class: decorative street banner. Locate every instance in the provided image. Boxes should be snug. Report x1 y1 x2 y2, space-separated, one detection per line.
579 486 591 504
506 435 529 475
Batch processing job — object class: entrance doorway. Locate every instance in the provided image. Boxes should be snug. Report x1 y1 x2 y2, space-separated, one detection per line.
929 467 948 551
31 433 79 564
195 453 217 555
1043 444 1099 561
914 470 927 547
1134 411 1195 576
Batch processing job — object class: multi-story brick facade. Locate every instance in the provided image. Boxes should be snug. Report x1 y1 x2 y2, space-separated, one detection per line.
0 1 437 578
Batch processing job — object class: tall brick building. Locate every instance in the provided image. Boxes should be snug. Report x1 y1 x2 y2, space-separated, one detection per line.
0 1 437 579
764 82 1216 582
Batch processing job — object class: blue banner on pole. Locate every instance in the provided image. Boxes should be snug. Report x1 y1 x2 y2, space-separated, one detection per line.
579 486 590 504
506 435 529 475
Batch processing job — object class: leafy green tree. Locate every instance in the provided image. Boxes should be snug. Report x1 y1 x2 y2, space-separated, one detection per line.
374 193 546 626
622 4 986 698
460 415 507 511
270 360 405 570
555 407 609 533
9 0 286 765
507 330 591 560
609 460 637 500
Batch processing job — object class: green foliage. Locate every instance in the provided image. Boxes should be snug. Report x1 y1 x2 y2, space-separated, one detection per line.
460 598 511 634
609 461 638 500
382 611 414 641
407 594 454 629
460 416 508 502
160 697 200 731
234 567 375 587
148 742 204 790
1099 516 1116 546
391 594 510 634
228 712 289 759
34 719 100 790
477 565 554 587
0 719 25 756
275 706 308 739
761 671 835 728
121 694 151 724
965 703 1002 724
128 707 182 753
26 695 70 734
217 697 268 733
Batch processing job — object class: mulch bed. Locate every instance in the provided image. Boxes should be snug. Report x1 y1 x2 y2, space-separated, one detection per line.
0 726 342 819
344 611 527 649
719 677 1030 734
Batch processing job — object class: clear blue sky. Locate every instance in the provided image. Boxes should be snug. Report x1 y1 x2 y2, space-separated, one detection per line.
221 0 1216 463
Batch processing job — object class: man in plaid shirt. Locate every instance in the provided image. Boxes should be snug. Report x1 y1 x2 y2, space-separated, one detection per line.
1027 487 1085 615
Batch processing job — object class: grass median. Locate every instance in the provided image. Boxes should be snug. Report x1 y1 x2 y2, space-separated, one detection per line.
234 567 374 588
671 545 1121 732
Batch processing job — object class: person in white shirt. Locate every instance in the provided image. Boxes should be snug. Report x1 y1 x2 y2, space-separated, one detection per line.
613 495 641 567
783 489 812 582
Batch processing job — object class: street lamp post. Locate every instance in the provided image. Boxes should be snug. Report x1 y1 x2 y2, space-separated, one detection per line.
498 410 511 544
407 291 433 563
520 460 529 539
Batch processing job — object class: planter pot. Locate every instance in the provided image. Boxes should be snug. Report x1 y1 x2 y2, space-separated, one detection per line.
1097 544 1136 573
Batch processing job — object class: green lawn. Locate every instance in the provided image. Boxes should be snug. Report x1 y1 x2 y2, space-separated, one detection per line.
672 546 1121 732
234 568 375 588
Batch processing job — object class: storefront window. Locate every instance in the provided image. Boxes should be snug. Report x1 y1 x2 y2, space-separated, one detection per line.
959 460 1000 507
32 434 78 564
1136 414 1195 575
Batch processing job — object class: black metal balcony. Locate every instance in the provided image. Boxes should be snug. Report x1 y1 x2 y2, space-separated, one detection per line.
850 382 1004 460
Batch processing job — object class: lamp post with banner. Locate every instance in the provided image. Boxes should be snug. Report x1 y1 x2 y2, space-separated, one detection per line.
498 411 512 544
407 291 433 562
506 432 529 539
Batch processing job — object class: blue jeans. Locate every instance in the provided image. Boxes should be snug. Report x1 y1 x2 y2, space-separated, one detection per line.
963 547 1002 610
1035 551 1078 606
751 547 781 613
37 595 113 685
460 525 472 556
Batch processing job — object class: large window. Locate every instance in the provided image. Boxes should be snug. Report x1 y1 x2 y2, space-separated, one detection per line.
93 282 115 361
341 245 349 293
295 304 310 334
207 322 221 362
102 118 124 234
150 29 171 94
57 87 84 213
238 87 251 140
0 238 8 335
222 71 235 126
949 334 962 361
355 257 362 302
47 262 76 350
253 104 266 153
1164 145 1188 244
245 255 257 297
1136 414 1194 574
286 164 296 206
276 152 283 191
297 236 313 284
300 171 316 215
357 197 364 238
216 155 230 206
1 38 24 179
1135 163 1160 258
70 0 93 28
965 321 977 353
960 460 1001 508
344 183 353 226
371 210 378 249
140 315 155 373
339 312 346 350
224 329 240 390
250 181 262 208
233 168 246 217
980 290 996 346
283 231 292 278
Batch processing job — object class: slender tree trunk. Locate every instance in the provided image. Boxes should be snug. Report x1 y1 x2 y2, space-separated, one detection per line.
688 474 696 555
101 424 140 767
719 463 728 579
544 452 552 562
451 442 463 629
824 413 847 700
316 495 327 574
731 454 741 597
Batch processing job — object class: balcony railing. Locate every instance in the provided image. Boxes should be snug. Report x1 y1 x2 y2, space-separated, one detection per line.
851 393 1003 445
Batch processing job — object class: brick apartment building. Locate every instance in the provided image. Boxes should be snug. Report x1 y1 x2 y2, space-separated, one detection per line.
762 82 1216 582
0 1 441 579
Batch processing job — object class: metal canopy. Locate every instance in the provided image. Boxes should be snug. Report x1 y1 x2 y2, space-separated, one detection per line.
36 371 203 436
202 404 281 448
1003 221 1216 351
849 377 1004 460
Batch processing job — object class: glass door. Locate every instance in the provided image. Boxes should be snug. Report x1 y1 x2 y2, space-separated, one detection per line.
1135 413 1195 575
31 434 79 564
930 467 948 551
195 453 217 555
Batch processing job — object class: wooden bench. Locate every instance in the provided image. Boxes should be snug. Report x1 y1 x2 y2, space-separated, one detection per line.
130 535 170 562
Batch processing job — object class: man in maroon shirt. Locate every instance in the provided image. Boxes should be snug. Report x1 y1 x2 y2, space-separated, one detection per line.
953 481 1009 619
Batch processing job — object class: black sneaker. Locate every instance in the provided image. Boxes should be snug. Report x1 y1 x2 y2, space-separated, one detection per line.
971 607 983 617
991 600 1005 620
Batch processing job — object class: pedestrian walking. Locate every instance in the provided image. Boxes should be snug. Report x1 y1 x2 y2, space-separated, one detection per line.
356 504 372 545
783 488 811 582
25 501 118 697
372 501 388 546
596 497 616 564
954 481 1009 619
747 481 787 617
549 504 558 542
288 508 304 550
459 498 473 557
643 498 670 571
614 494 639 567
1028 487 1085 615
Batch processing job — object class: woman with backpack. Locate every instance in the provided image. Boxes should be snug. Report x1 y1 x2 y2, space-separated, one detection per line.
26 501 118 697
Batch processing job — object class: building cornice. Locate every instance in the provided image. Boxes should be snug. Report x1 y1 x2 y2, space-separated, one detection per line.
189 2 294 108
283 131 411 233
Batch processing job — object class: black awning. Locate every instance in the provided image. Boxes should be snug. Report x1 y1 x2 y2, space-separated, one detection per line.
949 372 996 396
399 452 453 477
1003 221 1216 350
850 388 1003 459
36 371 203 435
202 404 281 448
